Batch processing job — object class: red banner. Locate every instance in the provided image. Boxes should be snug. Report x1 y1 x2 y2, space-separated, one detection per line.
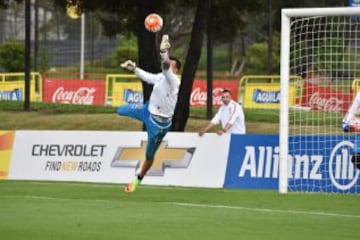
301 81 353 113
190 80 239 107
43 78 105 106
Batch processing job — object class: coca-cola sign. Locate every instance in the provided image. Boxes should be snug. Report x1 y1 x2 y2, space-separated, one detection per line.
190 80 239 107
301 82 352 113
43 78 105 106
52 87 96 105
308 92 344 112
191 87 224 106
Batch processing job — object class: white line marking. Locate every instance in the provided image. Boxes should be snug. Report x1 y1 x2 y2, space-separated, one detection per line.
23 181 195 191
2 194 359 219
169 202 360 219
2 194 115 204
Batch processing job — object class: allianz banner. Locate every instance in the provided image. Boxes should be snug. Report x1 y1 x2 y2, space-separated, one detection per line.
224 134 360 193
224 135 279 189
288 135 359 193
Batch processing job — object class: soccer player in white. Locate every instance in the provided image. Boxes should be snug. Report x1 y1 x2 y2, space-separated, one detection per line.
198 89 246 136
118 35 181 193
342 92 360 170
343 92 360 132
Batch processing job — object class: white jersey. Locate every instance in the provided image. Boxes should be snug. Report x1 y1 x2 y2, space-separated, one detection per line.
134 66 180 118
343 92 360 124
211 99 246 134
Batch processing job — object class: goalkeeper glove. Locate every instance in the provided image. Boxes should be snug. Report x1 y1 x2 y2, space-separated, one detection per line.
342 121 351 132
342 121 360 132
120 60 136 72
160 34 170 53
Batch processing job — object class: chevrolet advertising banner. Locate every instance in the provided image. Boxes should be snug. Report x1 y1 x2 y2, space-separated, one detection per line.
2 131 359 193
6 131 230 188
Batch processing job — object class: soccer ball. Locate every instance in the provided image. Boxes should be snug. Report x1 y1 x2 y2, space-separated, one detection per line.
144 13 163 33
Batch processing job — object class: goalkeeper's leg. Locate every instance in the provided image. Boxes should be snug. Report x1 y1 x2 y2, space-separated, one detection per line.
351 135 360 170
117 103 145 122
351 154 360 170
124 109 170 194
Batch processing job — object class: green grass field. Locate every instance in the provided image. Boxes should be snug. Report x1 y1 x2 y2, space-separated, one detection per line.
0 101 356 239
0 101 280 133
0 180 359 240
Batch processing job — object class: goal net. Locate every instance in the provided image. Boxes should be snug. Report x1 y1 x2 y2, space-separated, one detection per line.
280 7 360 193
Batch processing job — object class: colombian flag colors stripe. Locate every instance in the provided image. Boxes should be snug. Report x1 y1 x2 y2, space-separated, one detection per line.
0 131 15 179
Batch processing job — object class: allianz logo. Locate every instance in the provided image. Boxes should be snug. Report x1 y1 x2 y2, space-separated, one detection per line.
238 141 359 190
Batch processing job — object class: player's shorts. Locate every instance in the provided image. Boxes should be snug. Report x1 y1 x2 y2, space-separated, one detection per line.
117 102 172 160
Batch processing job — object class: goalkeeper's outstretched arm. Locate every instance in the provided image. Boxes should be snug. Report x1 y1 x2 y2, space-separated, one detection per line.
342 93 360 132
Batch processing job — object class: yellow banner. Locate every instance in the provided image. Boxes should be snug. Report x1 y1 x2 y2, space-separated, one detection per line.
0 131 15 180
243 84 297 109
111 82 143 106
0 81 41 102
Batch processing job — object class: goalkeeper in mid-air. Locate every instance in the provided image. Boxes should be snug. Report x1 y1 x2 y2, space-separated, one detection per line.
117 34 181 193
342 92 360 170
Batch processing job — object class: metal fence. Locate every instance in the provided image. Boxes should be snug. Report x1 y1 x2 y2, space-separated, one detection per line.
0 1 118 76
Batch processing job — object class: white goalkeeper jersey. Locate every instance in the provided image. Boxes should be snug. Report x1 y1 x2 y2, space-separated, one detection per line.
211 99 246 134
343 92 360 122
134 65 180 118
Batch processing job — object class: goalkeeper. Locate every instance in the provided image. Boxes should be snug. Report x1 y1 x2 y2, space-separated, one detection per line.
342 92 360 132
342 92 360 170
117 35 181 193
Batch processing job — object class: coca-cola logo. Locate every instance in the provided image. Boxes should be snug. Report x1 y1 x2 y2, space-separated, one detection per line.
308 92 344 113
190 87 224 106
52 87 96 105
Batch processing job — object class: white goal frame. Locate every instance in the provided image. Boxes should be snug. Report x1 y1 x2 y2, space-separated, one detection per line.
279 7 360 193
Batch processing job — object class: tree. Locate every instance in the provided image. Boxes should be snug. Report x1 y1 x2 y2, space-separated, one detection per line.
0 39 25 72
0 0 22 9
52 0 268 131
172 0 209 131
53 0 200 131
6 0 349 116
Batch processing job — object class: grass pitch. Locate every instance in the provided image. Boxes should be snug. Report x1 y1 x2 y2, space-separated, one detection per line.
0 181 359 240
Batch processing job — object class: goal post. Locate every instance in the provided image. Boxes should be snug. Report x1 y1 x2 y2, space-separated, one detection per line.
280 7 360 194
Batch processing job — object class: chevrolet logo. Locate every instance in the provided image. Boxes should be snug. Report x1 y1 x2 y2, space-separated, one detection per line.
111 141 195 176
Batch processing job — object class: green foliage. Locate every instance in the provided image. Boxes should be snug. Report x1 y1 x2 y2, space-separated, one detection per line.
245 42 269 74
113 34 138 65
38 47 52 73
316 38 358 77
244 32 280 74
0 40 25 72
207 0 264 42
291 36 360 81
0 0 22 9
198 46 230 71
